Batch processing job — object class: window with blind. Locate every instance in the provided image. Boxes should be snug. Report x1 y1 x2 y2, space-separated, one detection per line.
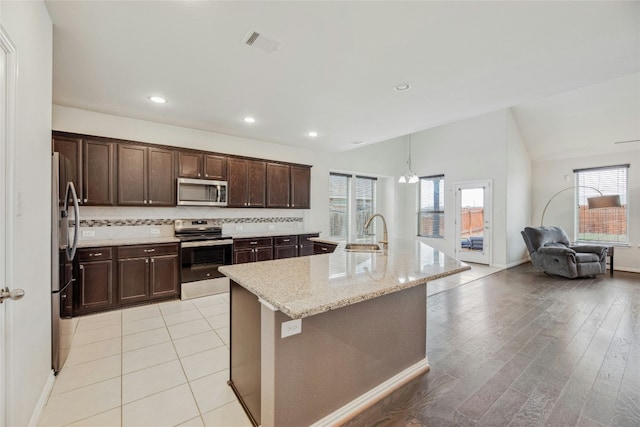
355 176 376 238
329 173 377 239
329 173 350 238
575 165 628 243
418 175 445 238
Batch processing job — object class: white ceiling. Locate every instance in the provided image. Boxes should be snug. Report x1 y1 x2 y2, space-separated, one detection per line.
46 1 640 154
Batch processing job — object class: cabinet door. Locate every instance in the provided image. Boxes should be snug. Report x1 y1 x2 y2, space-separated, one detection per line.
83 140 115 205
53 135 83 203
227 158 248 207
148 147 176 206
233 248 254 264
150 254 179 299
255 247 273 262
118 257 150 304
291 166 311 209
266 163 290 208
274 245 297 259
117 144 147 205
247 160 266 207
178 151 203 178
76 260 114 312
204 155 227 180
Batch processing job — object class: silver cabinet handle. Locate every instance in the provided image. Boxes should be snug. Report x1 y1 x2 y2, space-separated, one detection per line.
151 259 154 263
149 200 153 205
79 265 84 270
89 252 102 257
283 239 290 242
84 198 88 203
143 249 156 253
145 258 148 264
321 247 328 251
250 241 258 245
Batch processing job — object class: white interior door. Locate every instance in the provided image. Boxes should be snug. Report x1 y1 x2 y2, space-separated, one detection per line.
0 25 18 427
455 180 491 265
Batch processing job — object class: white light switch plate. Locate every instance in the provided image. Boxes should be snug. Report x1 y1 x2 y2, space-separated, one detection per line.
281 319 302 338
150 228 160 235
82 230 95 237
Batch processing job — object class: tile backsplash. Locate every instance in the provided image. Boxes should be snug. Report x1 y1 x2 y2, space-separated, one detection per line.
76 206 309 241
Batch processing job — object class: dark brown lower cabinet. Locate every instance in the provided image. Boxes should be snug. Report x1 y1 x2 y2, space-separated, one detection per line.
233 238 273 264
73 243 179 316
314 241 337 254
274 235 298 259
117 243 180 306
75 247 114 314
298 234 319 257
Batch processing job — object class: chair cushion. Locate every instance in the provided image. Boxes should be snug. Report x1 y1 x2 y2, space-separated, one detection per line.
523 226 571 251
575 253 600 263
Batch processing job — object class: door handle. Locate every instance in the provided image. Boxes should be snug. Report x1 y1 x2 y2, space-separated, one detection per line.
0 287 25 303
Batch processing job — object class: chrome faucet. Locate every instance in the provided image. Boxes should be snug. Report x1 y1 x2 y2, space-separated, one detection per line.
364 213 388 250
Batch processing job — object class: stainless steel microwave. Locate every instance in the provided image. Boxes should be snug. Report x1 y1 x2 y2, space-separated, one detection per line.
177 178 228 206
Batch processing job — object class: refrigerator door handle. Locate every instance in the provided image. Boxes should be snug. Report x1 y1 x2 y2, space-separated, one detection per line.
64 182 80 261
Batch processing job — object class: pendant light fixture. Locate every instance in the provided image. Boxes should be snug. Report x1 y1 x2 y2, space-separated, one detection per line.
399 134 419 183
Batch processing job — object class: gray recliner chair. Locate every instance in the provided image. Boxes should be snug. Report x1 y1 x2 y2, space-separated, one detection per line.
521 226 607 279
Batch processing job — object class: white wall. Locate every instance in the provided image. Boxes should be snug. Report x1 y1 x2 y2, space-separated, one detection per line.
506 108 532 266
532 149 640 272
0 1 53 425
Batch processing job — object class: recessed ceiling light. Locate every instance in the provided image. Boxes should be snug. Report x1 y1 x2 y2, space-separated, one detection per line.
243 117 256 123
394 83 411 92
148 96 167 104
307 131 318 137
351 140 364 145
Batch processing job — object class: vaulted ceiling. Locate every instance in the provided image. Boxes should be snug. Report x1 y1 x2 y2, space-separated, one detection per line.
46 1 640 156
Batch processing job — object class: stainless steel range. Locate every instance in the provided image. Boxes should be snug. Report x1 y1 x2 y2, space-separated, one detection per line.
174 219 233 300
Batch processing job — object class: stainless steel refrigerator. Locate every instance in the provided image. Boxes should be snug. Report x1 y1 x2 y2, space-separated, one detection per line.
51 152 80 374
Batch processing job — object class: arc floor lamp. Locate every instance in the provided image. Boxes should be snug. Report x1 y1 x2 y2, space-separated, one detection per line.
540 186 621 226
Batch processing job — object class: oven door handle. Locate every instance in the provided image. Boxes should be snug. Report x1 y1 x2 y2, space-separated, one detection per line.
180 239 234 248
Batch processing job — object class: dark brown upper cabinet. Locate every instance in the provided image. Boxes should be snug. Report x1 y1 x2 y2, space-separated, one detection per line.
227 158 266 208
83 139 116 206
53 133 116 206
52 134 83 202
266 163 290 208
266 163 310 209
117 144 175 206
290 165 311 209
178 151 227 180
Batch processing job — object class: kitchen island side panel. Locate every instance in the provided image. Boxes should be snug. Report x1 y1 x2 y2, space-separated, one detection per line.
230 281 262 426
268 283 427 427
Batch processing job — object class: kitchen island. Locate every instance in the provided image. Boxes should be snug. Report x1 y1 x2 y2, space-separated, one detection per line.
219 238 469 426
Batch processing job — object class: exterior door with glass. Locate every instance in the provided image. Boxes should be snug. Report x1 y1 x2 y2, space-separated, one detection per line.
455 180 491 265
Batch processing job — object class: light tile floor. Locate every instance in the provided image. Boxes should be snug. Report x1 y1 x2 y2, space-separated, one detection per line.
38 293 252 427
38 263 501 427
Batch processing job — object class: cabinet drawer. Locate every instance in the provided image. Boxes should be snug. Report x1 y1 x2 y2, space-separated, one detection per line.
274 235 298 246
117 243 179 259
234 237 273 249
77 247 113 261
314 242 337 254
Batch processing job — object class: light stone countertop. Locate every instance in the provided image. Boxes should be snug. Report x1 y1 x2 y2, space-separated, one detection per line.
219 238 470 319
228 230 321 239
76 236 180 248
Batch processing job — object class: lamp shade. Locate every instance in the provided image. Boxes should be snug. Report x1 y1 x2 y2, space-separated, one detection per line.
587 195 621 209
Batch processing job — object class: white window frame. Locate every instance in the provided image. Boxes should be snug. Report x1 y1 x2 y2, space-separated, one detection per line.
329 172 377 240
417 174 445 238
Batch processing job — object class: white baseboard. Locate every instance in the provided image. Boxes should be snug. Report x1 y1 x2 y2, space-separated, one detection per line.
309 359 431 427
28 370 55 427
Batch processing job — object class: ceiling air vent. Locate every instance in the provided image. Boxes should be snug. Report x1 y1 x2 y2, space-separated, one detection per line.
243 30 280 54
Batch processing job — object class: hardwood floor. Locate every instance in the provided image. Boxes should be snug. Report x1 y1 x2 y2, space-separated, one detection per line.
345 264 640 427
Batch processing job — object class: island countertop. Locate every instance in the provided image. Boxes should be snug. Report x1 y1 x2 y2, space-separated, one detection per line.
219 238 470 319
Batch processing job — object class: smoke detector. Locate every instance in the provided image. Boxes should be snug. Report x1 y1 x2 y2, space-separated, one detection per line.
243 29 281 54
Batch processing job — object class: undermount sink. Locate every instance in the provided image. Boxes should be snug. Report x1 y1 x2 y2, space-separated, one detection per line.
345 243 381 252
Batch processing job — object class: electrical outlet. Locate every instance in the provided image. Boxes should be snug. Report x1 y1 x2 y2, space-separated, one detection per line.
235 225 243 231
150 228 160 235
82 230 95 237
268 224 275 230
281 319 302 338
